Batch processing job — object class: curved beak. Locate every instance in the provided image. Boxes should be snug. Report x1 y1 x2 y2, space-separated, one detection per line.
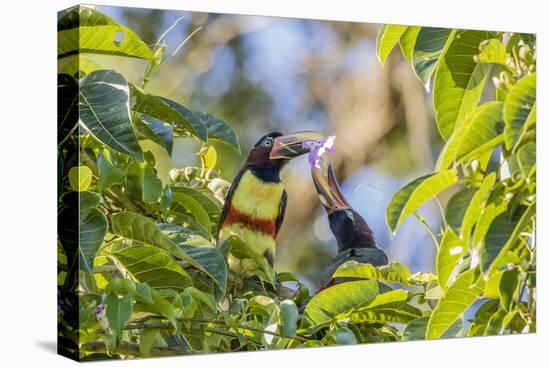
311 161 351 214
269 131 326 160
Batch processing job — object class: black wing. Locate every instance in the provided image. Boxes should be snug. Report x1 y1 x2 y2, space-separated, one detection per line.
216 167 246 242
275 189 287 236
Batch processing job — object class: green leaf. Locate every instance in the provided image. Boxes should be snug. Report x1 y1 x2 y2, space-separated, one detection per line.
57 7 153 60
333 261 411 285
376 25 409 65
467 299 499 336
183 287 218 313
159 97 209 141
445 188 476 232
349 289 422 324
399 26 421 64
109 245 191 291
403 316 463 341
171 187 222 226
105 292 133 342
483 203 535 274
57 74 78 145
172 192 212 233
461 173 496 241
136 115 174 156
180 245 227 301
412 28 454 90
110 212 208 274
477 39 509 65
97 150 127 192
129 85 207 141
302 280 381 328
225 235 275 285
279 300 299 338
517 141 536 177
499 268 520 312
139 328 159 357
150 288 177 328
433 30 495 140
504 73 536 150
195 112 241 153
386 169 457 234
68 166 93 192
436 102 504 170
402 317 429 341
437 229 467 290
58 54 104 78
426 268 484 339
79 70 143 160
329 327 357 345
58 191 108 273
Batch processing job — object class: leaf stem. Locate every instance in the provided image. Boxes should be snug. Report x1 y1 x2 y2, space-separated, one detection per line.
414 212 439 249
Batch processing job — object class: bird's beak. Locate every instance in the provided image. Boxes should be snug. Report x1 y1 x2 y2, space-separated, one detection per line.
269 131 326 160
311 162 351 214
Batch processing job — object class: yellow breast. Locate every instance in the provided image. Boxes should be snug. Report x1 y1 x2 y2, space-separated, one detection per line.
230 171 284 220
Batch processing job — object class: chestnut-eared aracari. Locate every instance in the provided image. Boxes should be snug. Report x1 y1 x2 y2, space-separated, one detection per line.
312 162 388 289
217 131 325 274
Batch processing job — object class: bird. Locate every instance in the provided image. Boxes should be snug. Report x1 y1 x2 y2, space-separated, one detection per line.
311 162 388 289
217 131 325 275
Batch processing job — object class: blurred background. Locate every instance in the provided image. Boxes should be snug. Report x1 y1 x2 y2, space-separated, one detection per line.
81 5 451 289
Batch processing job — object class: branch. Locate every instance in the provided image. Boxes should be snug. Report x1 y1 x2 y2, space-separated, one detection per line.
81 341 185 357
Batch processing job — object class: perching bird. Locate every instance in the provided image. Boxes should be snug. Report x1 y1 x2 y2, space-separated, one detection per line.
312 162 388 289
217 131 325 274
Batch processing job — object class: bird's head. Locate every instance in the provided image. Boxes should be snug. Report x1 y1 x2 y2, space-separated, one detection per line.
312 163 376 251
246 131 326 173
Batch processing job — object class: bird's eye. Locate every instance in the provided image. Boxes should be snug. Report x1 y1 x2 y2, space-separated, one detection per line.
263 139 273 147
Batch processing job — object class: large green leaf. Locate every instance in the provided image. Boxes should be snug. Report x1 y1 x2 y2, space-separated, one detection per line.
79 70 143 160
376 25 409 65
105 292 133 342
58 191 108 274
109 244 191 291
436 229 467 290
467 299 500 336
171 192 212 233
97 149 127 192
386 169 457 234
279 300 299 338
180 245 227 301
57 7 153 60
302 280 381 328
445 188 476 232
171 187 222 227
57 74 79 145
426 268 484 339
403 316 463 341
503 72 536 150
333 261 411 285
399 26 421 64
195 112 241 153
412 28 454 90
462 173 496 241
483 203 535 274
110 212 206 273
437 102 504 170
136 115 174 156
129 85 207 141
517 141 536 177
499 268 520 312
349 289 422 324
433 30 495 140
